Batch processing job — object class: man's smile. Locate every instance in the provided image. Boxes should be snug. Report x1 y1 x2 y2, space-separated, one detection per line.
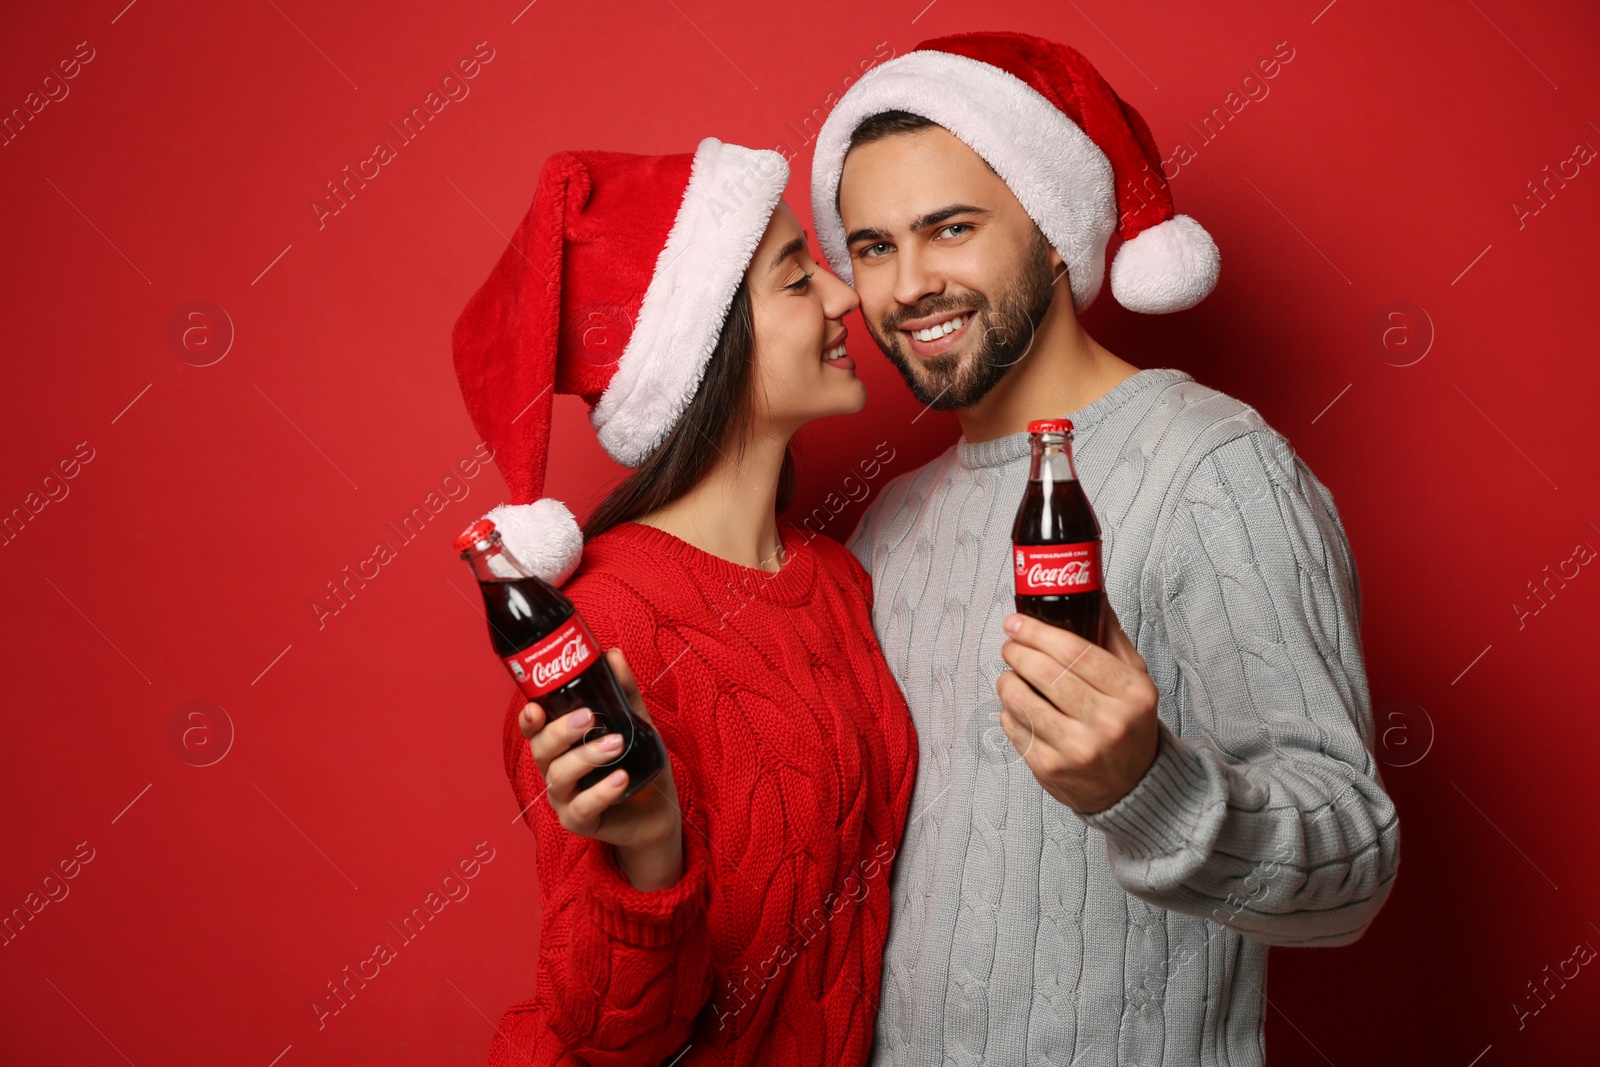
899 310 974 357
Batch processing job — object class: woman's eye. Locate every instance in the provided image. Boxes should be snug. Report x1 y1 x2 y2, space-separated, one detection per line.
783 271 815 292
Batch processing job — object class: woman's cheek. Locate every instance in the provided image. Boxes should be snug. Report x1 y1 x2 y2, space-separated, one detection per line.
789 305 823 370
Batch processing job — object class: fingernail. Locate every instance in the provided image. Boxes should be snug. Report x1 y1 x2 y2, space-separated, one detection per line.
1003 615 1022 635
600 734 622 751
607 770 627 786
570 708 592 728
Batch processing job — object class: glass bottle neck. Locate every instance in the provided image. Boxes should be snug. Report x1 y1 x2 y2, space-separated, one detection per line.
1028 436 1079 484
464 538 537 583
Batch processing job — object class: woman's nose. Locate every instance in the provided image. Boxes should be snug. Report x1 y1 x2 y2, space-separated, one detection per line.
819 268 860 319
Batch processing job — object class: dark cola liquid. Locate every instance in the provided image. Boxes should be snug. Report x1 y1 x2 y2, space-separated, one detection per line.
1011 477 1105 646
481 576 667 800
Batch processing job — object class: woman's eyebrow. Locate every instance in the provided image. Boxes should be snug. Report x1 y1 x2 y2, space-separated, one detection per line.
768 232 809 272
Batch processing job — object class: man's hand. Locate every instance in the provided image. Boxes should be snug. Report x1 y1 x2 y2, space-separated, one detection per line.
521 647 684 890
996 592 1161 815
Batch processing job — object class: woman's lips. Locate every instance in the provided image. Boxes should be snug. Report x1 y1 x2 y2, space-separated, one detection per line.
823 336 854 372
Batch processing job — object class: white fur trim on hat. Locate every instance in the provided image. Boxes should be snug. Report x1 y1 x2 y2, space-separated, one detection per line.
484 498 583 585
1110 214 1219 313
590 138 790 469
809 49 1116 315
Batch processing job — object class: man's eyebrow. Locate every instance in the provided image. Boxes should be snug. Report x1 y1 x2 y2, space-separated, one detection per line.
768 232 809 272
846 225 892 247
846 205 991 247
909 204 990 231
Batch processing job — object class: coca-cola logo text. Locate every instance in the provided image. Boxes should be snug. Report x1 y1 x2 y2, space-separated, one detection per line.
504 616 599 698
527 632 589 690
1025 560 1094 589
1014 543 1101 596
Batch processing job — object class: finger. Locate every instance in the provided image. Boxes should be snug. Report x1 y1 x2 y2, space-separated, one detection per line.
529 706 606 775
995 696 1038 763
546 732 626 799
519 701 546 740
997 677 1079 786
996 670 1079 755
565 769 630 827
1003 613 1131 698
606 647 653 724
1001 638 1094 721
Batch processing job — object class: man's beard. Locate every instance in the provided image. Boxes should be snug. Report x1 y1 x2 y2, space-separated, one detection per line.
868 231 1059 411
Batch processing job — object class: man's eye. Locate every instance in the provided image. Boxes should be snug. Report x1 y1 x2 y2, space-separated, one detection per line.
860 242 892 259
937 223 971 239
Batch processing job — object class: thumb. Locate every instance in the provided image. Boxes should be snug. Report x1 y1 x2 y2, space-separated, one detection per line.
1102 593 1146 673
605 647 653 724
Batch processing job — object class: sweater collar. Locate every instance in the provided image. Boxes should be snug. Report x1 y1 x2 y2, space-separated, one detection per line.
956 367 1193 470
607 521 817 606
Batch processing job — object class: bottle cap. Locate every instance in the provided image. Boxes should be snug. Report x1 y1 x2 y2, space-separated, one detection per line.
453 518 497 552
1028 418 1074 435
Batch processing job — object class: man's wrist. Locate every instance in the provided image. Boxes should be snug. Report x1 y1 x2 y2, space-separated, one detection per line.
1095 723 1162 812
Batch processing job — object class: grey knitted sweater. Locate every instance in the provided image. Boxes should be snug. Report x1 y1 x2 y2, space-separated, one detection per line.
847 367 1400 1067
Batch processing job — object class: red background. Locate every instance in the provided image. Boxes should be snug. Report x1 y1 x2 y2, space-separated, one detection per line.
3 1 1598 1064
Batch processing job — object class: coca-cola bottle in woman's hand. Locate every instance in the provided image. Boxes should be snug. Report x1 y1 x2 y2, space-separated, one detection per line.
455 519 667 798
1011 418 1106 646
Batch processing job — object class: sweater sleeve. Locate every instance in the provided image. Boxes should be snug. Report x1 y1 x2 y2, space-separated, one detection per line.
488 582 715 1067
1080 428 1400 948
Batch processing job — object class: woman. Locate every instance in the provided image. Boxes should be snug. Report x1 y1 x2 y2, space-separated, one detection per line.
452 138 918 1066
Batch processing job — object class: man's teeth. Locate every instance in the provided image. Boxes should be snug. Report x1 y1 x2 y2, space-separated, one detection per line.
911 314 969 342
824 343 849 361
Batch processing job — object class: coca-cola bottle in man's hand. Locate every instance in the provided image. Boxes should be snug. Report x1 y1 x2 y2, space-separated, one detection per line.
1011 418 1105 646
455 518 667 799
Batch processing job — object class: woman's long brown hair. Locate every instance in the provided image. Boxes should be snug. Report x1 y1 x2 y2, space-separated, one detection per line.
582 279 797 542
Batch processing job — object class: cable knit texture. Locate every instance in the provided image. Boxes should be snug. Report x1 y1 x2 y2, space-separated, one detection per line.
487 522 918 1067
848 367 1400 1067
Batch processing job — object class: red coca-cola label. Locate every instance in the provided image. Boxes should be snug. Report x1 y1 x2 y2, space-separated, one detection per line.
1014 542 1102 595
502 615 599 698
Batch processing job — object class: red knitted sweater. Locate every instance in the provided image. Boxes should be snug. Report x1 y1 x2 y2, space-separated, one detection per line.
487 521 918 1067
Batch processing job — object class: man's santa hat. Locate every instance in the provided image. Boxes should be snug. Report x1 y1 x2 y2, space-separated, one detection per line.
810 30 1219 315
452 137 789 584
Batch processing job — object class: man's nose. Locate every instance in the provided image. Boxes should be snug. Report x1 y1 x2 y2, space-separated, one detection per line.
892 246 944 309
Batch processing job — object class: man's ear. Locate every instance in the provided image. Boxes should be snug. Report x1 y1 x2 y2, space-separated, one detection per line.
1042 233 1065 272
1046 242 1070 290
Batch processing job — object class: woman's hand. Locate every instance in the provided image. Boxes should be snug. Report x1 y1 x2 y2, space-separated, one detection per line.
520 647 684 890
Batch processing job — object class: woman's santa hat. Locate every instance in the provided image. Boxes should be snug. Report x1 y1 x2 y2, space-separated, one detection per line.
809 30 1219 315
452 137 789 584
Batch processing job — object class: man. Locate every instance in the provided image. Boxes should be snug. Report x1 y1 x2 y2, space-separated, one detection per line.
809 31 1400 1066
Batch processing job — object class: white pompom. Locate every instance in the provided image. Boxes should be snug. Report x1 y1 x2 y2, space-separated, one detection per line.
483 498 584 585
1110 214 1221 314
